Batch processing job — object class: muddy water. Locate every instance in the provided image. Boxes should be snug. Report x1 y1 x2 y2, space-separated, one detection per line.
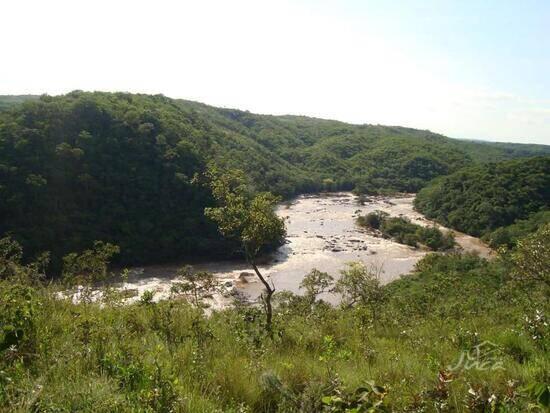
110 193 491 306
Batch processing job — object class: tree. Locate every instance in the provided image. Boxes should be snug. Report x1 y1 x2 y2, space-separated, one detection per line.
0 237 47 353
333 262 384 318
170 265 218 308
300 268 334 305
204 165 286 333
62 241 120 303
357 210 388 230
0 236 24 280
510 223 550 287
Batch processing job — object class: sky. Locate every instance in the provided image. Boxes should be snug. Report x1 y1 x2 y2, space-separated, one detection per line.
1 0 549 144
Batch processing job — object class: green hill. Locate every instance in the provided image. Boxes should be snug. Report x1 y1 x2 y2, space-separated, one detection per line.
414 156 550 240
1 91 549 266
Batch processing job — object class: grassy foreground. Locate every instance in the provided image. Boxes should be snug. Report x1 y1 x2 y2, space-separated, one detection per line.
1 248 549 411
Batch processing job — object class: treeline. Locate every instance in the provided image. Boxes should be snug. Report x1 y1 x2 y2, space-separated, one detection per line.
0 95 39 111
414 156 550 246
1 91 549 267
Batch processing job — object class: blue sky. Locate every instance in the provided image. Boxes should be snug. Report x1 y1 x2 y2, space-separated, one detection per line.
332 0 550 98
1 0 549 144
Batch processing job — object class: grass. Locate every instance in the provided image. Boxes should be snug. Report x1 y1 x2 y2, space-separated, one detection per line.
1 253 549 412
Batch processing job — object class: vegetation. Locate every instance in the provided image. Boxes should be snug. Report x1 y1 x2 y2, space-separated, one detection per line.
170 266 218 309
485 210 550 249
1 233 549 412
0 92 229 268
204 165 286 332
415 156 550 239
299 269 334 306
1 91 549 411
357 211 455 251
508 223 550 287
1 92 549 268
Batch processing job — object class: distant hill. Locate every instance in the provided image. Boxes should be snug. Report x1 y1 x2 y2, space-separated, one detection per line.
459 139 550 162
174 100 550 194
0 94 40 111
1 91 549 266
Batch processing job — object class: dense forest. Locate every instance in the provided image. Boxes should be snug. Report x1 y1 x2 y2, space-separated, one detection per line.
414 157 550 246
1 92 549 267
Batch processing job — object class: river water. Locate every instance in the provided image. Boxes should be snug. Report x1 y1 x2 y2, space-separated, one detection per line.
98 193 491 307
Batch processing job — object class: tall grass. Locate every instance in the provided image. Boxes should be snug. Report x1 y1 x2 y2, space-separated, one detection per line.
1 253 548 412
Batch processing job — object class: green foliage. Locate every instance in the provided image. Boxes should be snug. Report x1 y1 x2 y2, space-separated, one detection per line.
357 212 455 251
321 381 389 412
333 262 384 315
170 265 218 308
0 236 24 280
417 225 456 251
299 268 334 304
0 282 38 353
356 211 388 230
509 223 550 286
486 210 550 249
139 290 155 305
204 165 285 333
523 382 550 409
415 156 550 237
204 165 286 260
0 92 227 268
0 238 43 357
0 238 549 411
0 95 39 111
0 91 549 411
1 92 548 269
62 241 119 285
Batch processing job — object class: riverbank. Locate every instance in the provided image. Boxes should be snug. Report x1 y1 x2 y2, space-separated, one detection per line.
81 192 491 307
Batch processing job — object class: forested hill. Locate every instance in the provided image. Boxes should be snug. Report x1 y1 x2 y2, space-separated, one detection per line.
414 156 550 244
1 91 549 266
2 93 549 196
171 98 550 194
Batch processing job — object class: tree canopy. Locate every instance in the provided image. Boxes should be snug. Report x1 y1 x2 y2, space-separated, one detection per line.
1 91 548 268
414 156 550 238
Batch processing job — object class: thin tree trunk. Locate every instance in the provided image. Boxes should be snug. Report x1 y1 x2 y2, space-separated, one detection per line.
251 261 275 335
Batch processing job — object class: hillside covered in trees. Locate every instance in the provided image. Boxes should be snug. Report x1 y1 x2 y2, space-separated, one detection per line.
1 91 549 266
414 156 550 246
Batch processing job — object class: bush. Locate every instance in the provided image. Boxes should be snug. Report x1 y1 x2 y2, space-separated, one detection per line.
357 211 388 230
358 214 455 251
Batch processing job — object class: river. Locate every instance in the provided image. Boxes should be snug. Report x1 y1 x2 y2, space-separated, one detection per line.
99 192 491 308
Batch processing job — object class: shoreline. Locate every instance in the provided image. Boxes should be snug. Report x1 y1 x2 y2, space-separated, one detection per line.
64 192 492 308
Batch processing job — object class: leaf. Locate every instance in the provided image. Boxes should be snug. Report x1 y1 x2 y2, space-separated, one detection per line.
321 395 334 405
